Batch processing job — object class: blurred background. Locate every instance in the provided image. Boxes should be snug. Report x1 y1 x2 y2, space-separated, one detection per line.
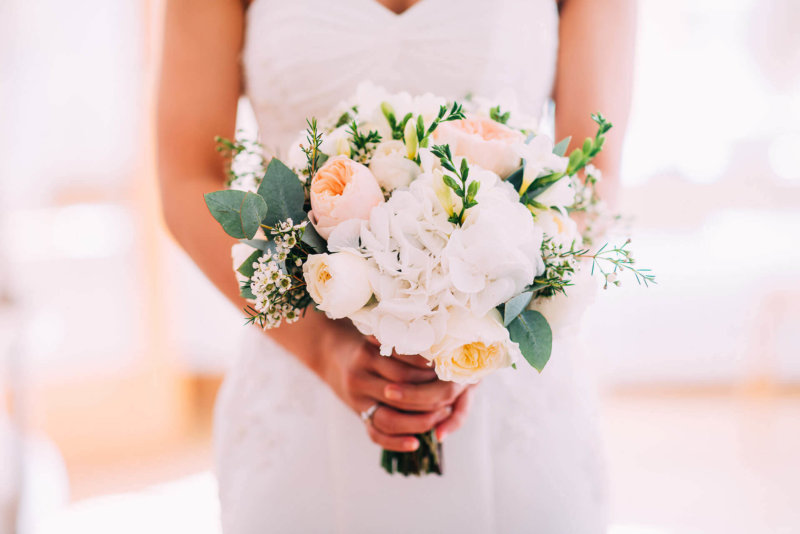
1 0 798 532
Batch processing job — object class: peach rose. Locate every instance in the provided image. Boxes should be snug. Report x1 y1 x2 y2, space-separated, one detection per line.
309 156 384 239
433 116 524 178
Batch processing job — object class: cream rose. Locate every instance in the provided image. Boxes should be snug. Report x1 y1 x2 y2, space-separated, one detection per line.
432 116 524 178
422 309 521 384
303 252 374 319
368 140 421 191
309 156 384 239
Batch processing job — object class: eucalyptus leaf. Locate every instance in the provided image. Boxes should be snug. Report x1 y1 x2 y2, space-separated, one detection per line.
507 310 552 372
240 239 274 253
503 291 533 326
237 249 263 277
553 136 571 157
240 283 256 300
301 223 327 253
204 190 268 239
257 158 306 227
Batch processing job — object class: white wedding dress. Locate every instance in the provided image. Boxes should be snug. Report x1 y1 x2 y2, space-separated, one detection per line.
214 0 608 532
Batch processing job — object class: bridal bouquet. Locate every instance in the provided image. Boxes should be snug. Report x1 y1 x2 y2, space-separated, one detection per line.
206 83 653 476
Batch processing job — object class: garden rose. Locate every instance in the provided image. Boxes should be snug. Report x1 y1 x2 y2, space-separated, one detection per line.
309 156 384 239
303 252 374 319
422 309 521 384
433 116 524 178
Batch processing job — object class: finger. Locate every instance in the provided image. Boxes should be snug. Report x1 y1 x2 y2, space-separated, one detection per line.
435 386 474 442
365 336 380 347
390 352 435 370
369 354 438 384
354 373 462 412
372 405 452 436
365 423 420 452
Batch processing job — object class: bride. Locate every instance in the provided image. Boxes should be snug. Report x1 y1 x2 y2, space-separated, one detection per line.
157 0 635 532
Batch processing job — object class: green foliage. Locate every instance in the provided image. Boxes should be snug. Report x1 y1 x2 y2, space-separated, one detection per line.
237 249 263 277
507 310 553 372
553 136 571 157
257 159 306 228
417 102 465 148
347 120 382 159
381 101 414 141
489 105 510 125
521 114 613 210
334 106 359 128
502 290 533 326
301 118 326 185
300 222 327 253
565 113 613 176
204 190 268 239
430 144 479 225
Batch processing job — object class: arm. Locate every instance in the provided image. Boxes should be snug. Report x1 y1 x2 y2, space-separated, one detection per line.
554 0 637 206
156 0 329 377
156 0 465 450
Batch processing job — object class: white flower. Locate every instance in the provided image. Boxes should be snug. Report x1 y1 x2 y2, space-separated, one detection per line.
303 252 374 319
319 126 352 158
535 176 575 210
584 163 602 182
421 309 521 384
535 209 581 251
368 140 421 191
518 135 568 193
442 180 545 315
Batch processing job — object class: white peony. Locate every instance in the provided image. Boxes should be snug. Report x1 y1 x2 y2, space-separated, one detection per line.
303 252 374 319
421 309 521 384
368 141 421 191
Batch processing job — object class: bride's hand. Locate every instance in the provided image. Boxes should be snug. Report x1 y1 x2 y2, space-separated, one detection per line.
319 319 468 452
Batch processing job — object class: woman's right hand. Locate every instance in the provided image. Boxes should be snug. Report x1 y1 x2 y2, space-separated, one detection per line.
317 318 466 452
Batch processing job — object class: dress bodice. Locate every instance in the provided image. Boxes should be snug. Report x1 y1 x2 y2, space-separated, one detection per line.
243 0 559 157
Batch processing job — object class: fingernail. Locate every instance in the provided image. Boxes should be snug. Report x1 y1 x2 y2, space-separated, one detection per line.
437 430 448 442
384 386 403 400
406 438 420 451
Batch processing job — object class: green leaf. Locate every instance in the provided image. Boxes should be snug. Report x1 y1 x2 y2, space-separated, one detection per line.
237 249 263 277
506 166 524 190
240 283 256 300
240 239 274 252
503 291 533 326
257 158 306 228
204 190 268 239
507 310 552 372
300 223 327 253
553 137 571 157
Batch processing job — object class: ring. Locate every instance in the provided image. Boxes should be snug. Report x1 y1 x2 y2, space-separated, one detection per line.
360 403 379 424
